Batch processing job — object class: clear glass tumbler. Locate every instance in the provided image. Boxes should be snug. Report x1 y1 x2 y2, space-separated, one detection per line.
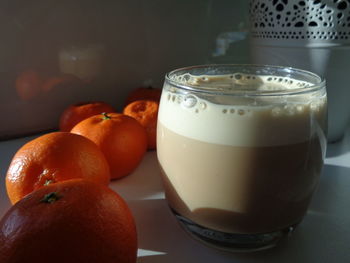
157 64 327 252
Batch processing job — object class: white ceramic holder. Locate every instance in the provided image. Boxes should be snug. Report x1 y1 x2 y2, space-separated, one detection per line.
249 0 350 142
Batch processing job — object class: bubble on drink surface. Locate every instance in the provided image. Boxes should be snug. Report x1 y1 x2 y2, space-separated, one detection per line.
284 105 296 115
222 109 228 114
183 95 197 108
234 74 242 80
177 73 191 82
199 102 207 110
168 86 177 93
310 102 319 112
195 109 199 113
271 107 282 117
230 109 235 114
167 93 171 101
172 95 176 102
297 82 307 88
296 105 304 113
238 109 245 115
176 95 183 104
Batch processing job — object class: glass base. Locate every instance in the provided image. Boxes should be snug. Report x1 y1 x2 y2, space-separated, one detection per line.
171 208 298 252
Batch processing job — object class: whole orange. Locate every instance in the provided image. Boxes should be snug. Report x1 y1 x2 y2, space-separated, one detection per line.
59 101 116 132
123 100 159 150
125 86 161 105
15 69 44 101
6 132 110 204
0 179 137 263
71 113 147 180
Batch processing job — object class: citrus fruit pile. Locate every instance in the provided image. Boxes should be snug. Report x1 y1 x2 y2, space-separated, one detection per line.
5 132 110 204
0 86 162 263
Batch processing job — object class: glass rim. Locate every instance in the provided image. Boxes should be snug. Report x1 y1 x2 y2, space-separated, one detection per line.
165 64 326 97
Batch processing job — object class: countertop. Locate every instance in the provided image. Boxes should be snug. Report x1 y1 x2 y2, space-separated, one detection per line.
1 130 350 263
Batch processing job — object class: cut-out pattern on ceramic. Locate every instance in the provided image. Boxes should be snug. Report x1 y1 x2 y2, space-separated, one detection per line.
250 0 350 41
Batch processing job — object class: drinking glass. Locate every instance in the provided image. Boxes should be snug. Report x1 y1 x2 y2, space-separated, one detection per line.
157 64 327 251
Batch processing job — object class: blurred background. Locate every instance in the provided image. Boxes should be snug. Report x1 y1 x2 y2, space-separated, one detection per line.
1 0 349 142
0 0 250 139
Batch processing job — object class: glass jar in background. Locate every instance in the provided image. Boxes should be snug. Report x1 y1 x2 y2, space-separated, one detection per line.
157 64 327 251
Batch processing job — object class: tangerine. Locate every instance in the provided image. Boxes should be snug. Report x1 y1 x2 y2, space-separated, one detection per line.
71 113 147 180
123 100 159 150
0 179 137 263
59 101 115 132
6 132 110 204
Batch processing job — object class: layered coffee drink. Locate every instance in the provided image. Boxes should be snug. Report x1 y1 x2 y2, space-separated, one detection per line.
157 65 327 251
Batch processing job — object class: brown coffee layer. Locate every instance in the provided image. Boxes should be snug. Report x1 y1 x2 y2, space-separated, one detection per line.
157 123 325 234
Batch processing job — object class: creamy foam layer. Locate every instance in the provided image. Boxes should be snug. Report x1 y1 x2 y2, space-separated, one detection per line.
159 74 326 147
169 72 313 91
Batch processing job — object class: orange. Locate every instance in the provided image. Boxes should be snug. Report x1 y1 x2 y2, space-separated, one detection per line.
59 101 115 132
125 86 161 105
0 179 137 263
6 132 110 204
15 69 44 101
71 113 147 180
123 100 159 150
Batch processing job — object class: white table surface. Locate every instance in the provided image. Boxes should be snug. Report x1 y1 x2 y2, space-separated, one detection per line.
1 130 350 263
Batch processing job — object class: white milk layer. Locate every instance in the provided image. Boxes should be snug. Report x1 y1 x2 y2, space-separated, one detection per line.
158 74 326 147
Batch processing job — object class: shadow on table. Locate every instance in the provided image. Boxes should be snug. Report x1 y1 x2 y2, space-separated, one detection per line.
234 164 350 263
326 129 350 157
326 140 350 158
0 172 11 217
132 164 350 263
129 199 235 263
109 151 165 201
309 164 350 215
